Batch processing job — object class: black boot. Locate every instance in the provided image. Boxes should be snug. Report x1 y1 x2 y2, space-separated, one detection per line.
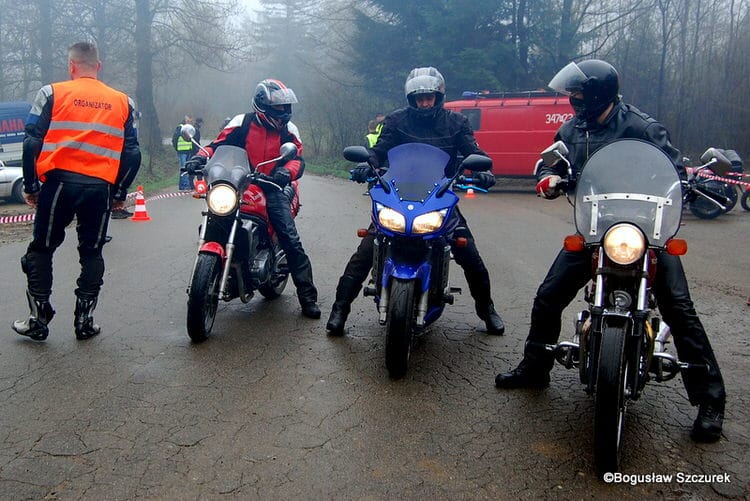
74 296 101 340
300 301 321 319
326 275 362 336
691 402 724 443
477 302 505 335
13 290 55 341
495 358 550 389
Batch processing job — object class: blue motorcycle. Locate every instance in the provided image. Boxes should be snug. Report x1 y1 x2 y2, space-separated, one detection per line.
343 143 492 378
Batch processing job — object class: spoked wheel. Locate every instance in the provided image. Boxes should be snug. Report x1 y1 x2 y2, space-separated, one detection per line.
741 189 750 211
594 321 629 476
259 248 289 299
186 253 222 342
385 278 416 379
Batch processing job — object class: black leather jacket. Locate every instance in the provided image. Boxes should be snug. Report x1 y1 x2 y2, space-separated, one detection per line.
537 101 684 188
369 106 488 177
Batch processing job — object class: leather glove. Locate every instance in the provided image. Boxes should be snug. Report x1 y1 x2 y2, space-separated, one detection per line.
536 175 562 199
472 171 496 189
272 167 292 187
184 155 207 174
350 163 374 183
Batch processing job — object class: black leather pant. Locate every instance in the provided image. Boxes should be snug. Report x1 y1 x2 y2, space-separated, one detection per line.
524 248 725 407
264 187 317 304
337 208 495 312
23 179 111 301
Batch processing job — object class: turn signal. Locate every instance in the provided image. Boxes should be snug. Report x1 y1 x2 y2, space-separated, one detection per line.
666 238 688 255
454 237 468 248
563 234 585 252
357 228 369 238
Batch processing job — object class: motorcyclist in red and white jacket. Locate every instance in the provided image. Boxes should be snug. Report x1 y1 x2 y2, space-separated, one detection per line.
185 79 320 319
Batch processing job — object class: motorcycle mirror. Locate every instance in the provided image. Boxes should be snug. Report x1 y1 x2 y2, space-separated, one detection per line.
460 154 492 172
343 146 370 162
540 140 569 167
699 147 732 176
279 142 298 160
181 124 196 142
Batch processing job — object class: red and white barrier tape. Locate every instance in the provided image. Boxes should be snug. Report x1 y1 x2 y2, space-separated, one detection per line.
1 189 193 225
686 168 750 189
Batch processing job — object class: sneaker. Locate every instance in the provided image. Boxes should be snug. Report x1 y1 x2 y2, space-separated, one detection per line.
495 359 550 389
690 403 724 443
111 208 133 219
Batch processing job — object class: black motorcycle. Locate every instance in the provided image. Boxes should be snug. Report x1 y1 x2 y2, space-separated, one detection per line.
544 139 730 474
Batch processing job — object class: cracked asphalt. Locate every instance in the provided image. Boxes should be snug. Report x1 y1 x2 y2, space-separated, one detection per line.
0 176 747 499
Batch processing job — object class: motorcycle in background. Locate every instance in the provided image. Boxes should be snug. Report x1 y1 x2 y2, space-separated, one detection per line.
181 126 299 342
542 139 731 474
683 149 735 219
343 143 493 378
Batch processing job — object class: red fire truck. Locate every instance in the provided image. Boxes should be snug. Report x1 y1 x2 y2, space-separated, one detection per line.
444 91 573 177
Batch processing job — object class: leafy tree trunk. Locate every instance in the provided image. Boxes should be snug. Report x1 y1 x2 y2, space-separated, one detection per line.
134 0 161 174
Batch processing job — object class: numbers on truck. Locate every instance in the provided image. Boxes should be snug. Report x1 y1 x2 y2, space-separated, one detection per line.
545 113 574 124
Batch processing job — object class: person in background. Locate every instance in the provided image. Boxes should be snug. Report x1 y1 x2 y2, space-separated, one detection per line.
365 119 379 148
184 79 321 319
494 59 726 443
326 67 504 337
173 114 194 190
13 41 140 341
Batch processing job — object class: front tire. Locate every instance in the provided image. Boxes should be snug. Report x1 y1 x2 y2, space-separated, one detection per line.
594 321 629 476
385 278 416 379
187 253 222 342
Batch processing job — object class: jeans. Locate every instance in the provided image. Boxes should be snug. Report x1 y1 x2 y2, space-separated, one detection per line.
178 151 193 190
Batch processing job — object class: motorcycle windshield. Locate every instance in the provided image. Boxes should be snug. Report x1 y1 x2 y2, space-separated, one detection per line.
383 143 450 201
205 145 250 187
574 139 683 248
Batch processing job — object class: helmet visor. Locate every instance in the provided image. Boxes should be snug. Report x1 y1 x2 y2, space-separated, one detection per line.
268 87 298 106
405 75 444 96
548 62 588 95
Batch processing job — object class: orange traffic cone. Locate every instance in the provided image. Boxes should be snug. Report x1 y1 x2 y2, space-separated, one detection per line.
465 185 476 199
131 185 151 221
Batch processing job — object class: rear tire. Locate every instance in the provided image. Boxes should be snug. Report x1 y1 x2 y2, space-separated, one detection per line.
12 180 24 204
259 249 289 299
741 190 750 211
385 278 416 379
594 321 628 476
689 180 726 219
186 253 221 342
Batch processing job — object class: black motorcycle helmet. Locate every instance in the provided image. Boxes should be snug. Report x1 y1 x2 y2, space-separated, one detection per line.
405 67 446 120
548 59 619 122
252 79 298 130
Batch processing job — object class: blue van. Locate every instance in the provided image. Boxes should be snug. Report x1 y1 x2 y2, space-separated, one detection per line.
0 101 31 166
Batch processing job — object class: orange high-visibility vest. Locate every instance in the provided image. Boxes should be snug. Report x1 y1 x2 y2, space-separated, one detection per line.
37 78 129 184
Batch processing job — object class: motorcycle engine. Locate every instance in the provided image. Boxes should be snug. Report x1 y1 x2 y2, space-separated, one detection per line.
249 249 272 288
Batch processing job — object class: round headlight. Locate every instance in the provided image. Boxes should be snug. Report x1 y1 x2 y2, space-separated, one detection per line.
603 223 646 265
206 184 238 215
412 210 446 234
378 206 406 233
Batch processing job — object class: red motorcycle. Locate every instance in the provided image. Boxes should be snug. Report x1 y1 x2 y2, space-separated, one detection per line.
182 129 299 342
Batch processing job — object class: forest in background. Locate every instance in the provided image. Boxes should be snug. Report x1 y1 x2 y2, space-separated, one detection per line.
0 0 747 172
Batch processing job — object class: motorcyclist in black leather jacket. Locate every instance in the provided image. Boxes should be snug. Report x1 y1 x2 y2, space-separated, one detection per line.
326 67 505 337
494 59 726 443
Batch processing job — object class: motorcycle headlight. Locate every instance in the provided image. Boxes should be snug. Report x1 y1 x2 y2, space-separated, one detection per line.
206 184 238 215
412 210 447 234
378 206 406 233
603 223 646 265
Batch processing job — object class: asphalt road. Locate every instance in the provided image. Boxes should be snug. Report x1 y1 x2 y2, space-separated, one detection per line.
0 176 748 499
